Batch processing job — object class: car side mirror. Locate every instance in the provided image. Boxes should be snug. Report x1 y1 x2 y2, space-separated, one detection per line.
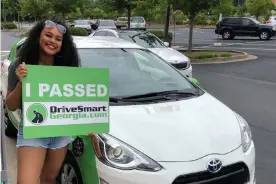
188 77 200 86
164 42 170 47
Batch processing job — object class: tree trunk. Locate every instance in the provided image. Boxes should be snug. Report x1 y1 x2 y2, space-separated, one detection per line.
188 16 195 52
164 4 170 42
127 6 131 29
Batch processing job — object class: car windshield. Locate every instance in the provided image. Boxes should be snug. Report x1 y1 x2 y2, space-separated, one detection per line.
131 17 144 23
118 32 166 48
78 48 198 97
75 20 90 25
99 20 115 26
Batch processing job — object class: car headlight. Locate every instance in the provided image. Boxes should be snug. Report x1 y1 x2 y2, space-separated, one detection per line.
235 112 252 152
91 134 162 172
273 27 276 31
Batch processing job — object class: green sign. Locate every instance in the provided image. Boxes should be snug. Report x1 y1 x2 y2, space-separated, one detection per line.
22 65 110 139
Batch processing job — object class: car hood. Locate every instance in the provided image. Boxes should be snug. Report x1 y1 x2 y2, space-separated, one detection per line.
108 93 242 162
148 48 189 63
259 23 274 28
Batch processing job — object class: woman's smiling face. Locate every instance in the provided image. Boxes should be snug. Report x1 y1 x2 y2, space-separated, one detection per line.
39 26 63 56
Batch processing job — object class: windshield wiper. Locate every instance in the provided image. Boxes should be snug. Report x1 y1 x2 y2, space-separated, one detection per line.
122 90 199 100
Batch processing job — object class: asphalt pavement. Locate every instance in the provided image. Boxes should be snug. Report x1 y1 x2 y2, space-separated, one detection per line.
1 29 276 184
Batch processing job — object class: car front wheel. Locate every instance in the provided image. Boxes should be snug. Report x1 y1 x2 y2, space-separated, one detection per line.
3 103 18 137
259 31 270 40
57 152 83 184
222 30 232 40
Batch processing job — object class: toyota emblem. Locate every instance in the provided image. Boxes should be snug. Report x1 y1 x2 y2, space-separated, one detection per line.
207 159 222 173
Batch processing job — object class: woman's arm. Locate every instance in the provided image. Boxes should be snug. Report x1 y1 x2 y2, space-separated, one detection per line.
6 82 22 111
6 60 25 111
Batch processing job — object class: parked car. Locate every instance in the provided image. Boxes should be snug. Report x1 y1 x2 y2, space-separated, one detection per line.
97 19 117 30
266 16 276 26
215 17 276 40
71 19 93 34
90 29 192 77
1 36 255 184
115 17 128 29
130 16 146 30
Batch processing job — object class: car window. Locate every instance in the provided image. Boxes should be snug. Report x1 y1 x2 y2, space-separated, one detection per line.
227 18 241 25
78 48 197 97
99 21 115 26
107 32 116 37
118 17 127 21
94 31 107 36
75 20 90 25
242 19 252 26
131 17 145 23
118 32 166 48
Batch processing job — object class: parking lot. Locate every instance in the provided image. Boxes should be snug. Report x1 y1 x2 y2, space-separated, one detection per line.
1 29 276 184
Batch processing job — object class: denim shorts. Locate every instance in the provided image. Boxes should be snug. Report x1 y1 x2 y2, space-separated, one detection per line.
16 122 74 149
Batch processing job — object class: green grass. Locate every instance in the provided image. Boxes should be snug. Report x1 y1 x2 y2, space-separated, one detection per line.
184 51 232 60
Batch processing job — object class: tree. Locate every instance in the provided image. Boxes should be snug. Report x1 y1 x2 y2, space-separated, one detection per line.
245 0 274 20
19 0 52 21
172 0 219 51
49 0 80 19
212 0 235 17
2 0 21 21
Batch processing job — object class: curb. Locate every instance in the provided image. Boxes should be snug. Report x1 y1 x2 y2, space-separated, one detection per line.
176 49 258 64
191 55 258 65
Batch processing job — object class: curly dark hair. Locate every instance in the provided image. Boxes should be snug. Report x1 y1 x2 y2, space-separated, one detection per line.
17 19 80 67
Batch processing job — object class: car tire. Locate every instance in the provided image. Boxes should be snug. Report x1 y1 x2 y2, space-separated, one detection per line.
3 103 18 137
221 29 232 40
259 31 270 40
57 152 83 184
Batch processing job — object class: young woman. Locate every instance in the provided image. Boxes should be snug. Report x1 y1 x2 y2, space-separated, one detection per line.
6 19 80 184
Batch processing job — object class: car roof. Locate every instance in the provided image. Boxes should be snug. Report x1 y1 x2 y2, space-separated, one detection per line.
13 36 144 50
95 28 149 34
72 36 144 49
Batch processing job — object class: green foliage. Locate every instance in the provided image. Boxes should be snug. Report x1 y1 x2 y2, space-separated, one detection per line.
19 0 52 19
212 0 235 17
2 22 18 29
184 51 232 60
69 27 88 36
245 0 274 19
194 13 208 25
172 0 220 20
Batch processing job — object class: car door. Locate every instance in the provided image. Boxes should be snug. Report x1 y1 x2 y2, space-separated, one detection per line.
241 18 258 36
227 18 243 35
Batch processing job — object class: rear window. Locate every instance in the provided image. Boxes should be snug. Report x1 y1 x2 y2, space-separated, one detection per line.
131 17 145 23
118 17 127 21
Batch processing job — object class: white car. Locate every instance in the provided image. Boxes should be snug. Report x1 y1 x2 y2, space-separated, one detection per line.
266 16 276 26
130 16 146 30
71 19 93 34
1 36 255 184
89 29 193 77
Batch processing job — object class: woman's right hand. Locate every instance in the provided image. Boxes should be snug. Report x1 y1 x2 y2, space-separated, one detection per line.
15 62 27 82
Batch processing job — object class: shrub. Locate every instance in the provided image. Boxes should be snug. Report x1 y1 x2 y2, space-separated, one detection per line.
69 27 88 36
2 22 17 29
